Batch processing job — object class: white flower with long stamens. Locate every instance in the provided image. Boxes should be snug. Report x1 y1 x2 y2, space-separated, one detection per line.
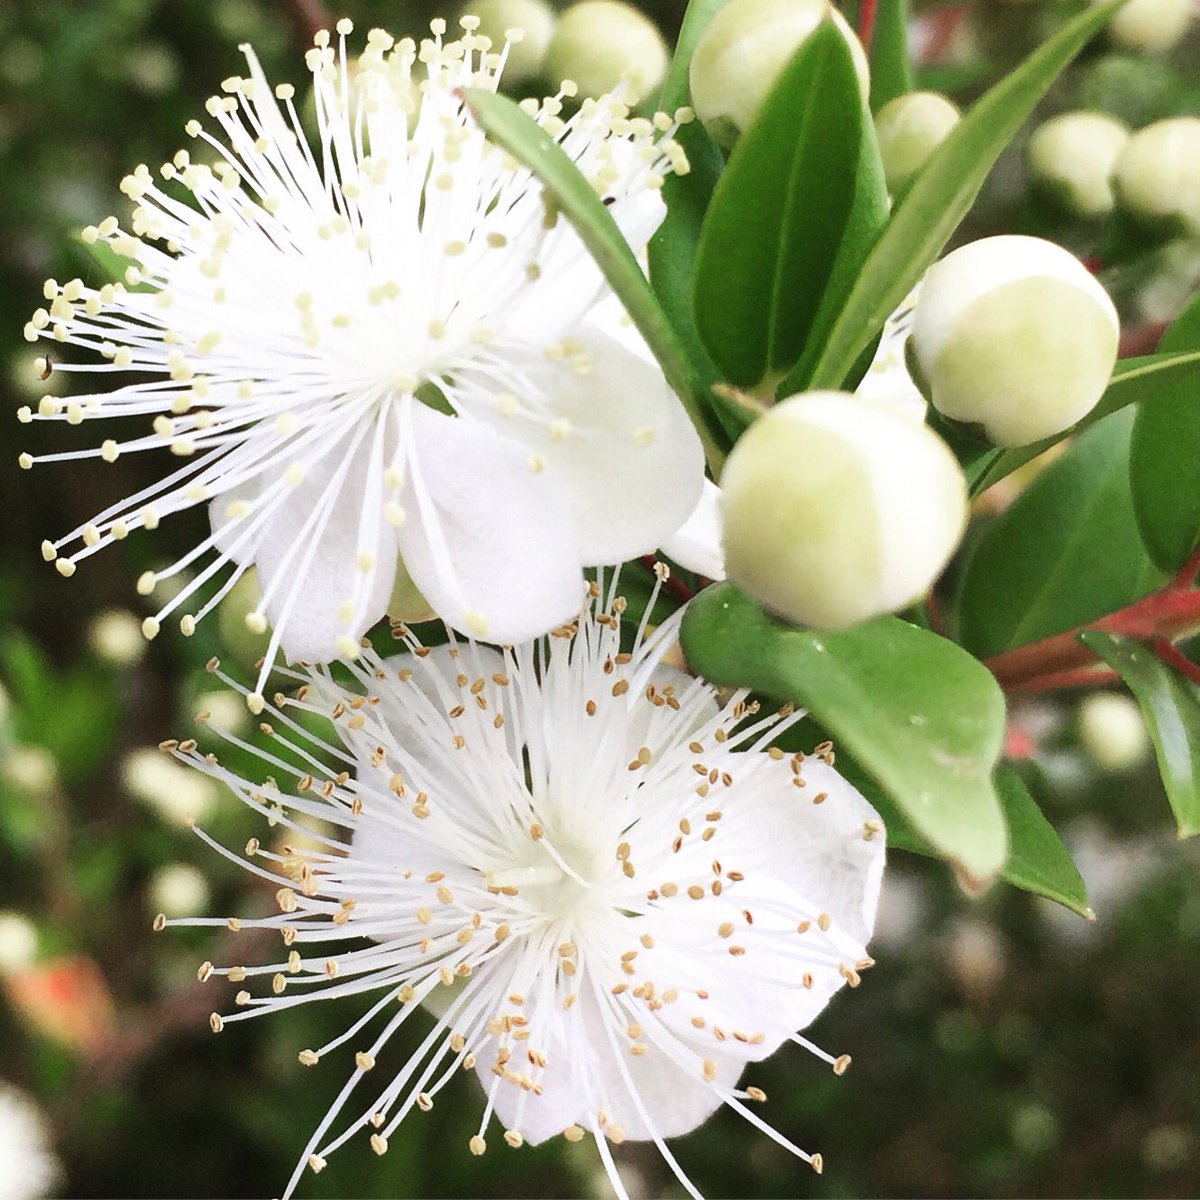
159 574 885 1197
19 18 704 706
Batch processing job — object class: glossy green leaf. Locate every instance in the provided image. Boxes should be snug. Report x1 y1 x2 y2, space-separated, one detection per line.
1081 632 1200 838
680 584 1009 881
994 766 1092 918
968 347 1200 495
957 409 1165 659
463 87 726 471
868 0 913 113
805 0 1126 391
1130 289 1200 572
693 22 886 389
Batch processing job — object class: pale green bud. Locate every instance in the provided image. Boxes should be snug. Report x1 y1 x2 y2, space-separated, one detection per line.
466 0 557 85
544 0 668 102
87 609 147 668
875 92 960 193
0 912 38 974
2 746 58 798
720 391 967 629
1027 111 1129 218
1102 0 1192 54
912 236 1119 447
123 747 219 826
148 863 211 918
1113 117 1200 237
689 0 869 149
1078 692 1150 771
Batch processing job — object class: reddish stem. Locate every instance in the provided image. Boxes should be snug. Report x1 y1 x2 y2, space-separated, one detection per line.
858 0 878 48
1147 638 1200 686
1173 540 1200 590
638 556 696 605
1006 666 1121 695
1119 320 1168 359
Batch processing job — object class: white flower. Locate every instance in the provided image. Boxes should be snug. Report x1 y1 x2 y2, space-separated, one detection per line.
161 574 885 1196
21 18 704 706
0 1083 60 1200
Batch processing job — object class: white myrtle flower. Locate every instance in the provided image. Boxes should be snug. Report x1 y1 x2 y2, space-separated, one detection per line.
159 573 885 1197
20 18 704 708
0 1083 61 1200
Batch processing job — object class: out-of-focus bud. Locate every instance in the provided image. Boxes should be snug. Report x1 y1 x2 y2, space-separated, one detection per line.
544 0 668 102
912 235 1119 447
720 391 968 629
689 0 868 149
1113 117 1200 237
216 567 272 673
87 609 147 668
875 92 960 193
0 913 38 974
466 0 557 85
1102 0 1192 54
123 747 219 826
192 689 250 734
1 746 58 798
1027 111 1129 218
148 863 211 918
1078 691 1150 771
3 957 117 1051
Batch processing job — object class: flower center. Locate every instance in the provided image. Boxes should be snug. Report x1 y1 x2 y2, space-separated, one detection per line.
487 829 607 924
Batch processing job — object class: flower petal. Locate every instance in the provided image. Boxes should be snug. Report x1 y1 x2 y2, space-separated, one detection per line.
397 404 583 645
661 479 725 580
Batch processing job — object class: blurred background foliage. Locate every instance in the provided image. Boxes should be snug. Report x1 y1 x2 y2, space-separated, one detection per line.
2 0 1200 1197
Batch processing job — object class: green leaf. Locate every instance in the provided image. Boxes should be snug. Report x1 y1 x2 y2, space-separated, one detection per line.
957 409 1165 659
995 766 1092 918
463 86 726 472
1081 631 1200 838
680 583 1009 882
969 347 1200 495
805 0 1126 391
1130 289 1200 572
868 0 913 113
692 22 887 390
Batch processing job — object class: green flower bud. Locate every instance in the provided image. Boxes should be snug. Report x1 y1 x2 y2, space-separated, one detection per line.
1102 0 1192 54
875 92 960 194
1027 111 1129 218
912 236 1119 447
689 0 869 149
721 392 967 629
148 863 211 919
465 0 557 86
544 0 668 102
1077 692 1150 771
1113 117 1200 237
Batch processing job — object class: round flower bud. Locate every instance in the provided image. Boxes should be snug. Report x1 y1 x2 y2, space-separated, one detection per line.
912 235 1119 447
720 391 968 630
148 863 211 918
123 747 219 826
1113 117 1200 237
689 0 869 149
87 609 147 668
1027 111 1129 219
1077 692 1150 772
0 912 38 974
466 0 557 86
875 92 960 193
1102 0 1191 54
2 746 58 798
544 1 668 102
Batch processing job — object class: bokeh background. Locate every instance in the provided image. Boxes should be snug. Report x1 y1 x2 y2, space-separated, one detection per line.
2 1 1200 1197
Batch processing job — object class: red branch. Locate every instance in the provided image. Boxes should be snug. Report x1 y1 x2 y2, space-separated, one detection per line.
858 0 878 48
1147 637 1200 686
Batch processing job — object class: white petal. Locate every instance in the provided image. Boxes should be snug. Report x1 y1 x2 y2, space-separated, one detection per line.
397 405 583 644
480 985 742 1145
661 479 726 579
470 326 705 565
249 426 399 663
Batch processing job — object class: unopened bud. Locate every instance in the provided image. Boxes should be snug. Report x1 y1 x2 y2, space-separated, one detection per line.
912 236 1118 447
875 92 960 194
720 392 967 629
0 912 38 973
123 747 218 825
1078 692 1150 772
468 0 557 85
2 746 58 798
1101 0 1192 54
148 863 211 918
544 0 667 102
689 0 868 149
1113 117 1200 237
1028 111 1129 218
87 608 147 668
